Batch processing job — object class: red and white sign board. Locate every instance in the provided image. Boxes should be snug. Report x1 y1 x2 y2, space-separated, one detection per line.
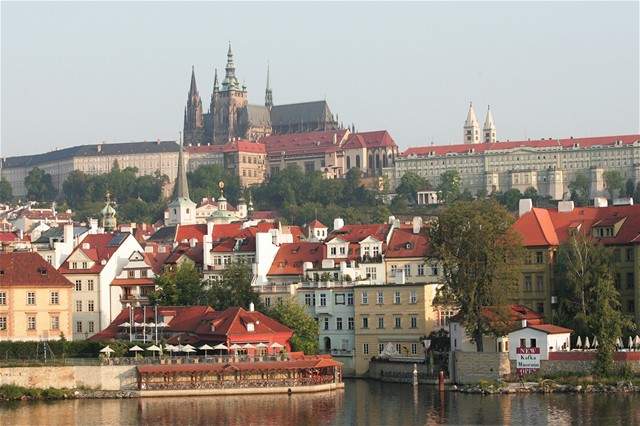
516 347 540 375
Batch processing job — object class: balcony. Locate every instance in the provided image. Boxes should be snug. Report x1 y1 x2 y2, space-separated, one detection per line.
120 294 150 304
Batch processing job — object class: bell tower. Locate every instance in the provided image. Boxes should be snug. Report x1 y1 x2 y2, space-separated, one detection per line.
211 43 248 145
183 66 204 146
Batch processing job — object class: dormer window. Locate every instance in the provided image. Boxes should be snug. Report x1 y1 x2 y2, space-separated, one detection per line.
247 322 255 332
594 227 614 238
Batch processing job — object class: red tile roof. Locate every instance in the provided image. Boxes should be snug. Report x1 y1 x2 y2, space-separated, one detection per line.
211 228 257 253
184 145 225 154
0 252 73 288
401 134 640 157
354 130 398 148
260 130 349 157
58 233 132 274
0 231 28 242
385 225 432 258
515 205 640 246
252 211 281 220
308 220 327 229
222 139 266 153
327 224 392 244
111 278 155 287
450 305 544 325
268 242 325 276
175 224 208 243
526 324 574 335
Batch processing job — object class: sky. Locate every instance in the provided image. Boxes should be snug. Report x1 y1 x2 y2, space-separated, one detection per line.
1 1 639 158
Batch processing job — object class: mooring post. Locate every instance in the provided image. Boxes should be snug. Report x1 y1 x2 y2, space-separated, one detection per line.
439 370 445 392
412 363 418 386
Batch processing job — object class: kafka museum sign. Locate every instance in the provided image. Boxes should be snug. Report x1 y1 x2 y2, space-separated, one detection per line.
516 347 540 375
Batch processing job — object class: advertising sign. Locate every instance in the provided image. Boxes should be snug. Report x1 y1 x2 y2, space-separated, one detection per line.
516 347 540 375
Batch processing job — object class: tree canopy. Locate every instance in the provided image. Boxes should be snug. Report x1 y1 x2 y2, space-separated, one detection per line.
209 259 262 311
429 199 525 351
149 262 211 306
603 170 624 201
0 177 13 203
267 297 319 355
25 167 56 202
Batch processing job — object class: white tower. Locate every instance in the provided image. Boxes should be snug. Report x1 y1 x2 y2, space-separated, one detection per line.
483 105 496 143
464 102 480 144
166 141 196 226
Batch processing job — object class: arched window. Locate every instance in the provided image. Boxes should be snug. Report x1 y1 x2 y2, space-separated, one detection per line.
356 155 361 168
347 156 351 169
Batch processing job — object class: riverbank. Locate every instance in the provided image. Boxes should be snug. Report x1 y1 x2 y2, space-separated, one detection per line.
453 380 640 394
0 385 139 402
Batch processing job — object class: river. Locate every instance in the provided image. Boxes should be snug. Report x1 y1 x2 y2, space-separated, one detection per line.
1 379 640 425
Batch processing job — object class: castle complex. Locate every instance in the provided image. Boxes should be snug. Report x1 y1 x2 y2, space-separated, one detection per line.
183 45 340 146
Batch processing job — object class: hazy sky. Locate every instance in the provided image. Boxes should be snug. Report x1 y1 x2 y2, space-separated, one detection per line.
1 1 638 157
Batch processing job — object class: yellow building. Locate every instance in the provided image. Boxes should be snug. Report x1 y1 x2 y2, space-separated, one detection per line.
0 252 73 341
352 283 437 376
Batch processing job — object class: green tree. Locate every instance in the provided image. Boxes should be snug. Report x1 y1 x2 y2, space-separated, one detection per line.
554 232 634 373
500 188 523 212
568 171 590 207
624 178 635 199
25 167 57 202
437 170 462 205
187 164 240 205
210 259 262 311
603 170 624 201
396 171 431 202
267 297 319 354
523 187 542 206
150 262 210 306
0 177 13 203
429 199 525 351
343 168 362 207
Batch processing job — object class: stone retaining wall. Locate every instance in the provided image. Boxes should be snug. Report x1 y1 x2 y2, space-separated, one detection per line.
368 361 445 384
0 366 138 391
451 352 511 385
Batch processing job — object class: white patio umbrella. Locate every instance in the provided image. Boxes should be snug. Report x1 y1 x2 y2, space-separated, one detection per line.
146 322 156 327
157 321 171 328
183 346 196 358
119 322 131 328
576 336 582 349
593 337 599 348
134 322 144 328
129 345 144 357
617 337 624 349
100 345 115 358
214 343 228 351
629 336 634 350
635 335 640 350
146 344 161 358
270 342 284 354
584 336 590 350
199 344 214 357
230 343 242 354
255 342 268 348
242 343 255 349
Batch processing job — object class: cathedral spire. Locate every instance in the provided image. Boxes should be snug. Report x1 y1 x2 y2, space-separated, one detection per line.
189 65 198 94
173 140 190 200
265 62 273 109
464 102 480 144
184 67 204 146
213 69 219 93
483 105 496 143
221 42 239 91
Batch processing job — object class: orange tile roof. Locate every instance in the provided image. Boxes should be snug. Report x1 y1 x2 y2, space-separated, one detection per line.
175 224 208 243
327 223 391 244
355 130 398 148
526 324 574 335
111 278 155 286
222 139 266 153
0 252 73 288
385 225 432 258
268 242 325 276
58 233 131 274
260 129 349 157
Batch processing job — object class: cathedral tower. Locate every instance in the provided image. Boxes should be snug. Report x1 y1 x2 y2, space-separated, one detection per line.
265 63 273 110
183 66 204 146
464 102 481 144
483 105 496 143
210 43 248 145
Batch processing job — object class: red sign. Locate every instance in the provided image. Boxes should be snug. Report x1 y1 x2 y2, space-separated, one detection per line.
516 347 540 375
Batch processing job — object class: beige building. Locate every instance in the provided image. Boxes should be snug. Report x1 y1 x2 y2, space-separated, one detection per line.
0 252 73 341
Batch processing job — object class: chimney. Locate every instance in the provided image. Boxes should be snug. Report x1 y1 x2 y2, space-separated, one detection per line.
558 201 575 213
594 197 608 208
333 217 344 231
518 199 533 217
412 216 423 234
521 319 527 328
249 302 254 312
64 223 73 243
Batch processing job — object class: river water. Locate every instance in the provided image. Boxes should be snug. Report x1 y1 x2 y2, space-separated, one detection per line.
1 379 639 425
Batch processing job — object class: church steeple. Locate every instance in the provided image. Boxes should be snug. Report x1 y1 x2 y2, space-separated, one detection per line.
221 43 240 92
167 140 197 226
183 66 204 146
265 62 273 109
463 102 480 144
213 69 219 93
483 105 496 143
100 191 117 233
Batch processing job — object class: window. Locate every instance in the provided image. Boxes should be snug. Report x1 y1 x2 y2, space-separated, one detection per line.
440 310 455 327
628 300 635 313
520 338 526 348
431 264 439 276
27 292 36 305
536 276 544 292
88 300 95 312
320 293 327 306
390 265 398 276
377 292 384 305
71 262 77 269
394 291 401 304
0 292 6 305
411 343 417 355
323 318 329 330
536 302 544 314
363 343 369 355
626 248 634 262
336 317 343 330
330 247 337 255
76 300 83 312
366 267 377 281
410 316 418 328
524 275 532 292
82 262 88 269
128 270 135 278
417 264 425 276
264 297 271 307
394 317 402 329
378 343 385 354
141 270 148 278
75 280 82 291
304 294 316 306
51 316 59 330
28 316 36 330
628 273 635 289
377 316 385 329
404 264 411 277
615 273 622 289
76 321 83 333
339 246 346 256
530 338 537 348
535 251 543 264
362 317 369 329
50 291 59 305
347 294 354 306
348 317 354 330
0 317 6 330
87 280 94 291
409 291 417 304
395 343 402 354
46 255 53 264
335 294 345 305
361 292 369 304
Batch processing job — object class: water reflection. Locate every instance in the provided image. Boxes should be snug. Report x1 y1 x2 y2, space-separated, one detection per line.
2 379 640 425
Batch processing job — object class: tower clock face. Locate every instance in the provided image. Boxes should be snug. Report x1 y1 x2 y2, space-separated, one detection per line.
219 181 225 189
